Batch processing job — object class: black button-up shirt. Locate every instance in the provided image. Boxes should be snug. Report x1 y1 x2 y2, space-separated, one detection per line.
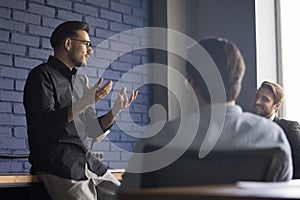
23 56 107 180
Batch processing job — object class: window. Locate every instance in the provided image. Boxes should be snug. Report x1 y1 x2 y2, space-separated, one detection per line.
279 0 300 122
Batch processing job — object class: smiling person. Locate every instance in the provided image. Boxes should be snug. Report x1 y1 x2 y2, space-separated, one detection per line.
252 81 300 179
23 21 138 200
120 38 293 193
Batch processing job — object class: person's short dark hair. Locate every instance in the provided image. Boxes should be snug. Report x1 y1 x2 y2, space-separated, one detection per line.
50 21 90 50
259 81 284 105
186 37 246 102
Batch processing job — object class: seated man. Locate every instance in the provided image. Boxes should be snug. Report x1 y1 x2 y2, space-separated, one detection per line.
120 37 293 190
252 81 300 178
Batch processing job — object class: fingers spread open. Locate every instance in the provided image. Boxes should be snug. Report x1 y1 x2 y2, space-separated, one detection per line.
95 80 112 100
83 75 89 88
129 90 138 104
93 77 103 90
123 87 128 102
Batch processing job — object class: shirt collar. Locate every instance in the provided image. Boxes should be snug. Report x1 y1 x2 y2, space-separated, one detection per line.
269 113 276 121
48 56 77 79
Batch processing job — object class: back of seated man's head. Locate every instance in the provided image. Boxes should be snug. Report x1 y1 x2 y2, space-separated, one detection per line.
186 37 246 104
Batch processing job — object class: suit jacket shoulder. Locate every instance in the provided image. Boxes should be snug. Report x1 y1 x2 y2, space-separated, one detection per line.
274 117 300 129
274 117 300 179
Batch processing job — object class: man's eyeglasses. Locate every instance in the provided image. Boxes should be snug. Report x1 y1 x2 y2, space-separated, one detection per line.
70 38 92 48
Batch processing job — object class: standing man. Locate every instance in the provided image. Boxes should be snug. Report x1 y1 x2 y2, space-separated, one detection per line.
23 21 138 200
252 81 300 178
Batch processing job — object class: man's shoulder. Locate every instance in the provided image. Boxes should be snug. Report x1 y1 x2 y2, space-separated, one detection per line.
275 118 300 132
232 111 287 141
133 115 192 152
275 118 300 126
28 61 52 76
241 111 280 129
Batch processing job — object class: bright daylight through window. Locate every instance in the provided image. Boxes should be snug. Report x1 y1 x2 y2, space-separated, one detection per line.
280 0 300 123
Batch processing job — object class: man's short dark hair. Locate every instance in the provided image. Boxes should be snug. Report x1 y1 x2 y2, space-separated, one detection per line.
259 81 284 106
186 37 246 103
50 21 90 50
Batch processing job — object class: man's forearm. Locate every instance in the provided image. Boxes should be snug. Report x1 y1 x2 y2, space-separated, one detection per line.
67 99 90 123
100 110 118 130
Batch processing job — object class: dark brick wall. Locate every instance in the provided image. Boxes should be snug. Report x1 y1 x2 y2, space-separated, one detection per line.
0 0 151 172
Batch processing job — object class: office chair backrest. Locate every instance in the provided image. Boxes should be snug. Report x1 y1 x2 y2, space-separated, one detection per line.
140 145 284 188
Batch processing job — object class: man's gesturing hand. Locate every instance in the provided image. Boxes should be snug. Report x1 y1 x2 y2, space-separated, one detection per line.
69 76 113 122
83 75 113 106
112 87 138 117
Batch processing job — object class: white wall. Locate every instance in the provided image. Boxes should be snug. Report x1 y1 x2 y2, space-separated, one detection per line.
255 0 278 86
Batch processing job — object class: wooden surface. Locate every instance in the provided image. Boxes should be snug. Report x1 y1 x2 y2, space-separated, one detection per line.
108 168 124 181
119 180 300 200
0 169 124 186
0 175 40 184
